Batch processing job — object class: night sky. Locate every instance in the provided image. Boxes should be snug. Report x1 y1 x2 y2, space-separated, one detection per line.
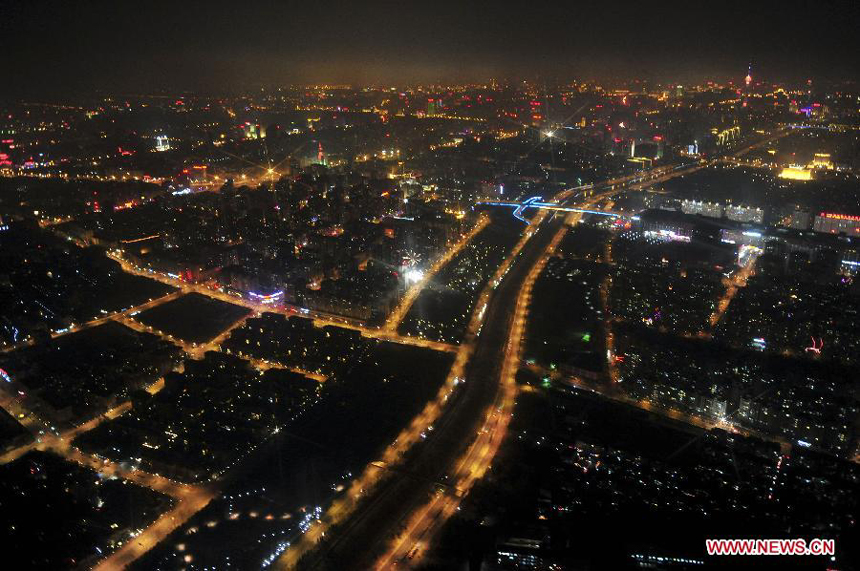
3 0 859 96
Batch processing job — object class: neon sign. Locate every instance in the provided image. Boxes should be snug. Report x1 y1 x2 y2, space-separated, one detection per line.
805 337 823 355
822 213 860 222
249 291 284 304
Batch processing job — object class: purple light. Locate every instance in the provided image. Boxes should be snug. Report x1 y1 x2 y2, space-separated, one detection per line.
249 290 284 304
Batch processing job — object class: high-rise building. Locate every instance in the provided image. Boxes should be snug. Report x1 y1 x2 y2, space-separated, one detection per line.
779 166 813 180
783 208 811 230
155 135 170 152
725 204 764 224
528 100 543 126
810 153 834 170
243 122 266 140
681 199 723 219
813 213 860 237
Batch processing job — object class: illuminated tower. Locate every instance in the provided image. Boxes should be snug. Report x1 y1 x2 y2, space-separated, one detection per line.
744 63 752 87
529 100 543 127
155 135 170 152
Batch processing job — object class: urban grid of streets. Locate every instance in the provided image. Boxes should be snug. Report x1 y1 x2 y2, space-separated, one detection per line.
275 130 791 569
0 202 488 570
0 130 789 570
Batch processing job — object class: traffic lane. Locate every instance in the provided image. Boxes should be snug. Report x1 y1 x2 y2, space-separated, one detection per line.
318 217 561 569
378 218 563 567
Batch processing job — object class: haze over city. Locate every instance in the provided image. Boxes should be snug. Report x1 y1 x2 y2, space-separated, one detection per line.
3 0 860 96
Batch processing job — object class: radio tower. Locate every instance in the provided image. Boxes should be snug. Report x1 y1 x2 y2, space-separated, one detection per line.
744 63 753 87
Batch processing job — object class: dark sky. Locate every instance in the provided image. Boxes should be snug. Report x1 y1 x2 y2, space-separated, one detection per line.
2 0 859 96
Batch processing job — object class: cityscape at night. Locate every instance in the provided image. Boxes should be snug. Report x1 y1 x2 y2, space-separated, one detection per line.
1 1 860 569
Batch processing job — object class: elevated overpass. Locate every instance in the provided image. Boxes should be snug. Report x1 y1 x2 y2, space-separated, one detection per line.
478 195 635 223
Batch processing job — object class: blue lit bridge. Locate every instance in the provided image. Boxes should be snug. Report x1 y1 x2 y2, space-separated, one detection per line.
478 195 635 224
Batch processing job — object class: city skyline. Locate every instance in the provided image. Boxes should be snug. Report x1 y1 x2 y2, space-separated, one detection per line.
3 0 860 98
2 3 860 570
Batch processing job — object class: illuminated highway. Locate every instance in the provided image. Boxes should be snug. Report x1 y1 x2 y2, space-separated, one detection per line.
479 195 630 223
1 223 479 570
294 135 791 568
88 137 782 569
0 131 790 570
274 152 751 569
0 243 444 570
274 207 551 569
278 213 562 568
375 212 574 569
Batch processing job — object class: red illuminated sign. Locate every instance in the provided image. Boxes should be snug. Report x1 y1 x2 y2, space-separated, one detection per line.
822 213 860 222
